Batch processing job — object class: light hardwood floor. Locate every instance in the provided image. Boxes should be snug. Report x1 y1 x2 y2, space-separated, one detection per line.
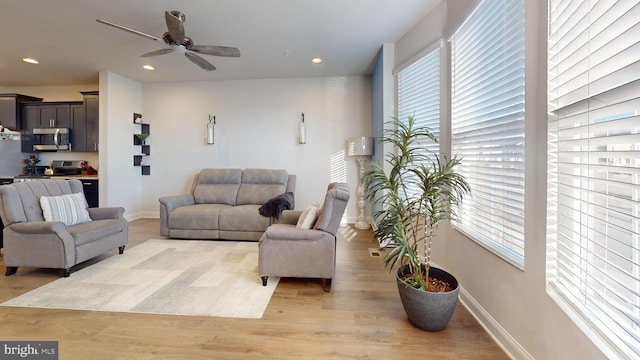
0 219 508 359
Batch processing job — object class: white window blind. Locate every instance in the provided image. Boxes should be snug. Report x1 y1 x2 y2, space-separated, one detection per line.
450 0 526 265
398 47 441 151
547 1 640 358
397 47 441 198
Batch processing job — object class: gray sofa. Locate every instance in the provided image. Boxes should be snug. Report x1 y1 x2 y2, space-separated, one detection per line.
159 168 296 241
0 179 128 277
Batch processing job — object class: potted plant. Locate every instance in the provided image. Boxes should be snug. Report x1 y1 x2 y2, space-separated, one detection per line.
135 133 149 145
362 116 470 331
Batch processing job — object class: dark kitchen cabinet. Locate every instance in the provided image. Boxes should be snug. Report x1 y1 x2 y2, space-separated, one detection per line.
71 104 86 150
0 94 42 130
20 105 38 152
21 101 82 152
21 102 79 130
16 92 98 153
37 104 72 128
81 179 99 208
72 91 99 152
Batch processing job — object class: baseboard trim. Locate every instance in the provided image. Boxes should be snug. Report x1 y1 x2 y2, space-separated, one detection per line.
459 287 534 360
125 211 159 221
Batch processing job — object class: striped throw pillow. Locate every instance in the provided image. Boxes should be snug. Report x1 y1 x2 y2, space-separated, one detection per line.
40 192 91 226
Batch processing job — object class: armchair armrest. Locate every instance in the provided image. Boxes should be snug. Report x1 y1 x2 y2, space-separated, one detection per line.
264 224 325 241
88 207 125 221
278 210 302 225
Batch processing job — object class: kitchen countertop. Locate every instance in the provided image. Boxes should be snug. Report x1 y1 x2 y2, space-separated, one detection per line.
57 175 99 180
0 175 99 181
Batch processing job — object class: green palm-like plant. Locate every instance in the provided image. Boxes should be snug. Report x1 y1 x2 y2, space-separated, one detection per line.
362 116 470 291
135 133 149 144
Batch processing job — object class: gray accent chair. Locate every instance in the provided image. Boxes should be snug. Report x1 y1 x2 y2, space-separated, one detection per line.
159 168 296 241
0 179 128 277
259 182 350 292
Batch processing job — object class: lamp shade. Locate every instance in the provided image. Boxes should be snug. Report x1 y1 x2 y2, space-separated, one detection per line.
347 136 374 156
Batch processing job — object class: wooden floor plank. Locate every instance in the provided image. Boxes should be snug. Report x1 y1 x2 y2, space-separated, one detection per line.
0 218 507 359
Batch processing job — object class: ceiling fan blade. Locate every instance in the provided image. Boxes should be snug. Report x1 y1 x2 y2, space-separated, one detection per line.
96 19 164 44
188 45 241 57
165 11 186 44
185 52 216 71
140 48 174 57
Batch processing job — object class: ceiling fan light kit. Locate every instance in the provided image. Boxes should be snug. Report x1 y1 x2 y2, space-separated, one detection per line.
96 10 240 71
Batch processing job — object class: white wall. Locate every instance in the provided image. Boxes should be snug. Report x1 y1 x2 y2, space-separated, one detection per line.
393 1 606 359
140 76 371 221
142 77 371 221
99 72 144 215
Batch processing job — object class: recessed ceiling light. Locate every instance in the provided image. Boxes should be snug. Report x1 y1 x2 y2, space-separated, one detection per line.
22 58 39 64
311 57 322 64
143 65 155 71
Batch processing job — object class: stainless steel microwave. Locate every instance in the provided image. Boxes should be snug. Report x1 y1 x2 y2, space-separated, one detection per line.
32 128 71 151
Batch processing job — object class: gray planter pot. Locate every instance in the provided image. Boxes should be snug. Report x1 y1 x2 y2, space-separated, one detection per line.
396 265 459 331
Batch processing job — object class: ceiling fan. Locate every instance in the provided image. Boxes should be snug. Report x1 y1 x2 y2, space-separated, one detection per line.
96 10 240 71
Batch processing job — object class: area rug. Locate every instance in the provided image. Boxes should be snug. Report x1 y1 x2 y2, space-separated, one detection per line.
0 239 279 319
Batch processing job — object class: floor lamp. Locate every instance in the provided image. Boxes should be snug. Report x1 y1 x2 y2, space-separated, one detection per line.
347 136 374 230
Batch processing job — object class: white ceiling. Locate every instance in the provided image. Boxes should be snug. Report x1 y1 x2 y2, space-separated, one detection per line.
0 0 440 87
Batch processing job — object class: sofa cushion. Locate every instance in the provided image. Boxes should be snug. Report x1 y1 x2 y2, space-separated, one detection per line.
237 169 289 205
169 204 230 230
40 192 91 226
193 169 242 205
219 205 271 232
6 179 83 223
68 218 126 246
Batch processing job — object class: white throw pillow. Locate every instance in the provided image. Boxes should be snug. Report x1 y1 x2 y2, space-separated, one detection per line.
40 192 91 226
296 202 320 229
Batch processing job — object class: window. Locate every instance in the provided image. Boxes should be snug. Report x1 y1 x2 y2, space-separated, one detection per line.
397 46 441 151
547 1 640 358
450 0 526 266
397 46 441 198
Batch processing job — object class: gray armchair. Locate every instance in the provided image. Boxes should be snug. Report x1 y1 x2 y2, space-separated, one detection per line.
258 182 350 292
0 179 128 277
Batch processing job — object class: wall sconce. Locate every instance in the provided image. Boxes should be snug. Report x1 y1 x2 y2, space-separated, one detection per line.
207 115 216 144
298 112 306 144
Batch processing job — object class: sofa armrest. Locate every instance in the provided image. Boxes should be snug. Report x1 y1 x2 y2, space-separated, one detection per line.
4 222 76 270
88 207 125 221
277 210 302 225
8 221 68 235
159 194 195 213
159 194 195 236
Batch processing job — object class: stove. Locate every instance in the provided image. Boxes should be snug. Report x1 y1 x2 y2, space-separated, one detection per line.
50 160 85 176
13 160 86 183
